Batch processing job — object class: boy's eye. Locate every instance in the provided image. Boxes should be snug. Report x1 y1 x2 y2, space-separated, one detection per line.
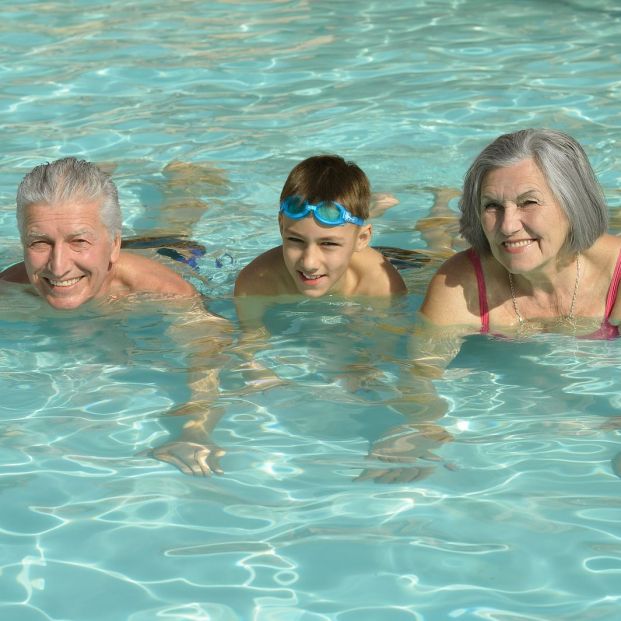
321 241 340 247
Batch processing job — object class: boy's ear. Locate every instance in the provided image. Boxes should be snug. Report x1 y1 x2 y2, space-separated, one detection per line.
354 224 372 251
278 212 284 236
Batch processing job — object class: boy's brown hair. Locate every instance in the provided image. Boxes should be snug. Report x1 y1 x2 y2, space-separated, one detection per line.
279 154 371 220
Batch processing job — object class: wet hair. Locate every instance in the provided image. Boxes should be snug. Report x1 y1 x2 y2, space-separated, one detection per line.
280 154 371 220
459 128 608 254
16 157 122 240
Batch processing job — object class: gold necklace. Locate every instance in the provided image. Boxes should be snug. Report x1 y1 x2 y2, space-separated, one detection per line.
508 253 581 325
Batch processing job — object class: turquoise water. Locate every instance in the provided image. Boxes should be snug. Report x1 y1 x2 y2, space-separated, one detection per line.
2 1 621 619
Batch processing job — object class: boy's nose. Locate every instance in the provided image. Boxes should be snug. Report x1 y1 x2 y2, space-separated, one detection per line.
300 245 320 270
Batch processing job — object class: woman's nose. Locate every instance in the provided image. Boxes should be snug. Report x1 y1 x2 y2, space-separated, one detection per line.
499 205 522 236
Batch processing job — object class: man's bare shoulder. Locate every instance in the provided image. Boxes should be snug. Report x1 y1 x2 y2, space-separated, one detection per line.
234 246 289 296
0 262 29 284
114 251 196 297
353 247 407 296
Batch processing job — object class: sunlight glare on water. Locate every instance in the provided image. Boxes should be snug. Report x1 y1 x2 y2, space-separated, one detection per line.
1 1 621 620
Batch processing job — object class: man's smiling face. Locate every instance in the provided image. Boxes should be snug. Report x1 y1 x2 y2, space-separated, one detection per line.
23 199 121 310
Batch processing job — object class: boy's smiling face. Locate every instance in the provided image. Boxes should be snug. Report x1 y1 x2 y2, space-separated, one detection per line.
279 213 371 297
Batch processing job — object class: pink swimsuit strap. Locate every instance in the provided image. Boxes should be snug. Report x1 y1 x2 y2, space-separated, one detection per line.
603 248 621 319
466 248 490 334
589 248 621 339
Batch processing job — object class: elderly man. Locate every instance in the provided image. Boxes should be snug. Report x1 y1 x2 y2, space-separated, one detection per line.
1 157 229 476
1 157 196 306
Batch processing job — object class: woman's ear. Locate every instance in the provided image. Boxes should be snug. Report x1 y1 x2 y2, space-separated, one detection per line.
354 224 372 251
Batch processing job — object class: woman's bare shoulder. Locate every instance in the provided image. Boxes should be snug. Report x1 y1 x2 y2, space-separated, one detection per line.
588 234 621 260
420 250 481 326
427 250 478 283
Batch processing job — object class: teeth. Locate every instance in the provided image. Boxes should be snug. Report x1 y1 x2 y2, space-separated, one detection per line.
504 240 532 248
48 277 81 287
302 272 322 280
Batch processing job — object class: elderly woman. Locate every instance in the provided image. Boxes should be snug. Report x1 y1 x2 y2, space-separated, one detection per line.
421 128 621 338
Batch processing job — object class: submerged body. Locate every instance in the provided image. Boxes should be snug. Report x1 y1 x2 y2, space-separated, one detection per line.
235 234 405 299
234 155 406 324
0 157 228 477
416 129 621 482
422 140 621 336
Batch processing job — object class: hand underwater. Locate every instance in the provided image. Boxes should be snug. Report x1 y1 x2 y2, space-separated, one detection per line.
151 440 225 476
355 423 453 484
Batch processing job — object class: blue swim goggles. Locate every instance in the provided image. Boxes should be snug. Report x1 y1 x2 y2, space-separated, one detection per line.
279 195 365 226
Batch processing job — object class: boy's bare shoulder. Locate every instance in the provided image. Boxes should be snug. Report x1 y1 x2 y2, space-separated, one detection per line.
115 251 196 297
234 246 288 296
0 262 29 283
354 247 407 296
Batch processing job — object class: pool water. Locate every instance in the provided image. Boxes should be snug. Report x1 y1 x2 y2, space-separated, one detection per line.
1 1 621 620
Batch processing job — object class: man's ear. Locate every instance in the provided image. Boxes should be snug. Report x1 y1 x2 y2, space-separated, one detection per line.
110 233 121 264
354 224 372 251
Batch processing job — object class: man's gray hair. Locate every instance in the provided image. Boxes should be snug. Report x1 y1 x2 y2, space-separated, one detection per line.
459 128 608 254
16 157 122 240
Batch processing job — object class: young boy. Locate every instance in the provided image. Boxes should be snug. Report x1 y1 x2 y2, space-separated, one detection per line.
234 154 406 299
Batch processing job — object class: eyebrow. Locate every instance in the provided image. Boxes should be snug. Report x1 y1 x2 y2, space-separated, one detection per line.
286 230 344 241
26 228 98 239
481 189 542 202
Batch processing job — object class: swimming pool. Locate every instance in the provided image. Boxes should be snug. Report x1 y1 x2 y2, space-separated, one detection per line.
1 1 621 619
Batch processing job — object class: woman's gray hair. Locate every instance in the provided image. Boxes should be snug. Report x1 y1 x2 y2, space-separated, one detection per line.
459 128 608 254
16 157 122 240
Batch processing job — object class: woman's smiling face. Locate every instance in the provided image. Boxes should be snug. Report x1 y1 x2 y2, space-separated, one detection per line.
480 158 571 275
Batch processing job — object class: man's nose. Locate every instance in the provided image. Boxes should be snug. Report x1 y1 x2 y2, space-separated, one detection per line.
49 243 70 275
